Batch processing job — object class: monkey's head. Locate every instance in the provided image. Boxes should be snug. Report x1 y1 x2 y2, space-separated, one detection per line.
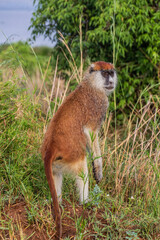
88 61 117 96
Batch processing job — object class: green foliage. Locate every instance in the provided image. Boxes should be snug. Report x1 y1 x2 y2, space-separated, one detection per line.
0 70 159 239
30 0 160 115
0 78 46 202
33 45 53 56
90 184 103 206
0 41 52 76
125 230 140 240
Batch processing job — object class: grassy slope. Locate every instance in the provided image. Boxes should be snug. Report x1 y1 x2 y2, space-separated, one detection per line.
0 43 160 240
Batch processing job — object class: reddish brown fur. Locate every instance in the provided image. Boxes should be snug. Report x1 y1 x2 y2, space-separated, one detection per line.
93 61 114 71
41 62 114 239
42 80 108 166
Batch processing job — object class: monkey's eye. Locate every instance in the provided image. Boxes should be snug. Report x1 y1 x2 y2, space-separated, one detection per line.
109 70 114 77
101 70 109 78
89 67 94 74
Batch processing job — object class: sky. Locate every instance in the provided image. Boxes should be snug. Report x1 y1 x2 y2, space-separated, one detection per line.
0 0 53 46
0 0 33 10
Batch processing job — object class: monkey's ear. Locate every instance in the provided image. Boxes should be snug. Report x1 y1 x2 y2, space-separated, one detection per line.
89 67 94 74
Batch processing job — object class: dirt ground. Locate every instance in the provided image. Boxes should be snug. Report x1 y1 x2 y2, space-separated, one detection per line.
1 200 160 240
0 200 98 240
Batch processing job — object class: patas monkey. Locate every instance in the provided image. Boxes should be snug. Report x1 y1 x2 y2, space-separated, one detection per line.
41 61 117 239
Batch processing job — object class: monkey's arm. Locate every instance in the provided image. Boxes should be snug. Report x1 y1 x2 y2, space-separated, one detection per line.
84 128 103 183
92 132 103 183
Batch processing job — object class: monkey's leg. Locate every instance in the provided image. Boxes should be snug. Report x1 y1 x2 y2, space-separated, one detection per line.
52 171 63 202
92 133 103 183
76 157 89 203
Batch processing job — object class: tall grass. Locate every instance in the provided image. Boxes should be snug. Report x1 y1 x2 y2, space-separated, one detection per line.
107 0 159 216
102 98 160 207
0 30 160 239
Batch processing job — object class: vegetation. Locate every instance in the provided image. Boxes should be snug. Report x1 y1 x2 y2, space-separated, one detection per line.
0 0 160 238
0 39 160 239
30 0 160 116
0 42 52 76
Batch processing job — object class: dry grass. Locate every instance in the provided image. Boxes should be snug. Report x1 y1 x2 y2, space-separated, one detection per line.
101 97 160 208
0 35 160 239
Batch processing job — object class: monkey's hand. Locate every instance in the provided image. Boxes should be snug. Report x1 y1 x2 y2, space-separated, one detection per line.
92 157 103 184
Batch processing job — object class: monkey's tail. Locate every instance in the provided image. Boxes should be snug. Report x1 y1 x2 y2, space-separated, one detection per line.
44 150 62 239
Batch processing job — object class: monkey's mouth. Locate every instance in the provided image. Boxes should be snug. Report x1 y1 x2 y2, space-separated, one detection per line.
106 86 114 90
105 85 114 90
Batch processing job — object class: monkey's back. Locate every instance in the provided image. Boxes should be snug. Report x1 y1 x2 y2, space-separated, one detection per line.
41 80 108 166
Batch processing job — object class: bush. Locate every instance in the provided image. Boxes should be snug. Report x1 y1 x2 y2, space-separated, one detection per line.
30 0 160 115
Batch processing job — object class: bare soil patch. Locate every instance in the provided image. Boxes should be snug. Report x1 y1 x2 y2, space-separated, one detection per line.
1 200 160 239
1 200 92 239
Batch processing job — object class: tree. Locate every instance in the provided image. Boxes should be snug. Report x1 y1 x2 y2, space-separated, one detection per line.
30 0 160 115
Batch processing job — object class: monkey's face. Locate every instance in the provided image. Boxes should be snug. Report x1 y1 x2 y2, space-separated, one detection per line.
89 61 117 96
